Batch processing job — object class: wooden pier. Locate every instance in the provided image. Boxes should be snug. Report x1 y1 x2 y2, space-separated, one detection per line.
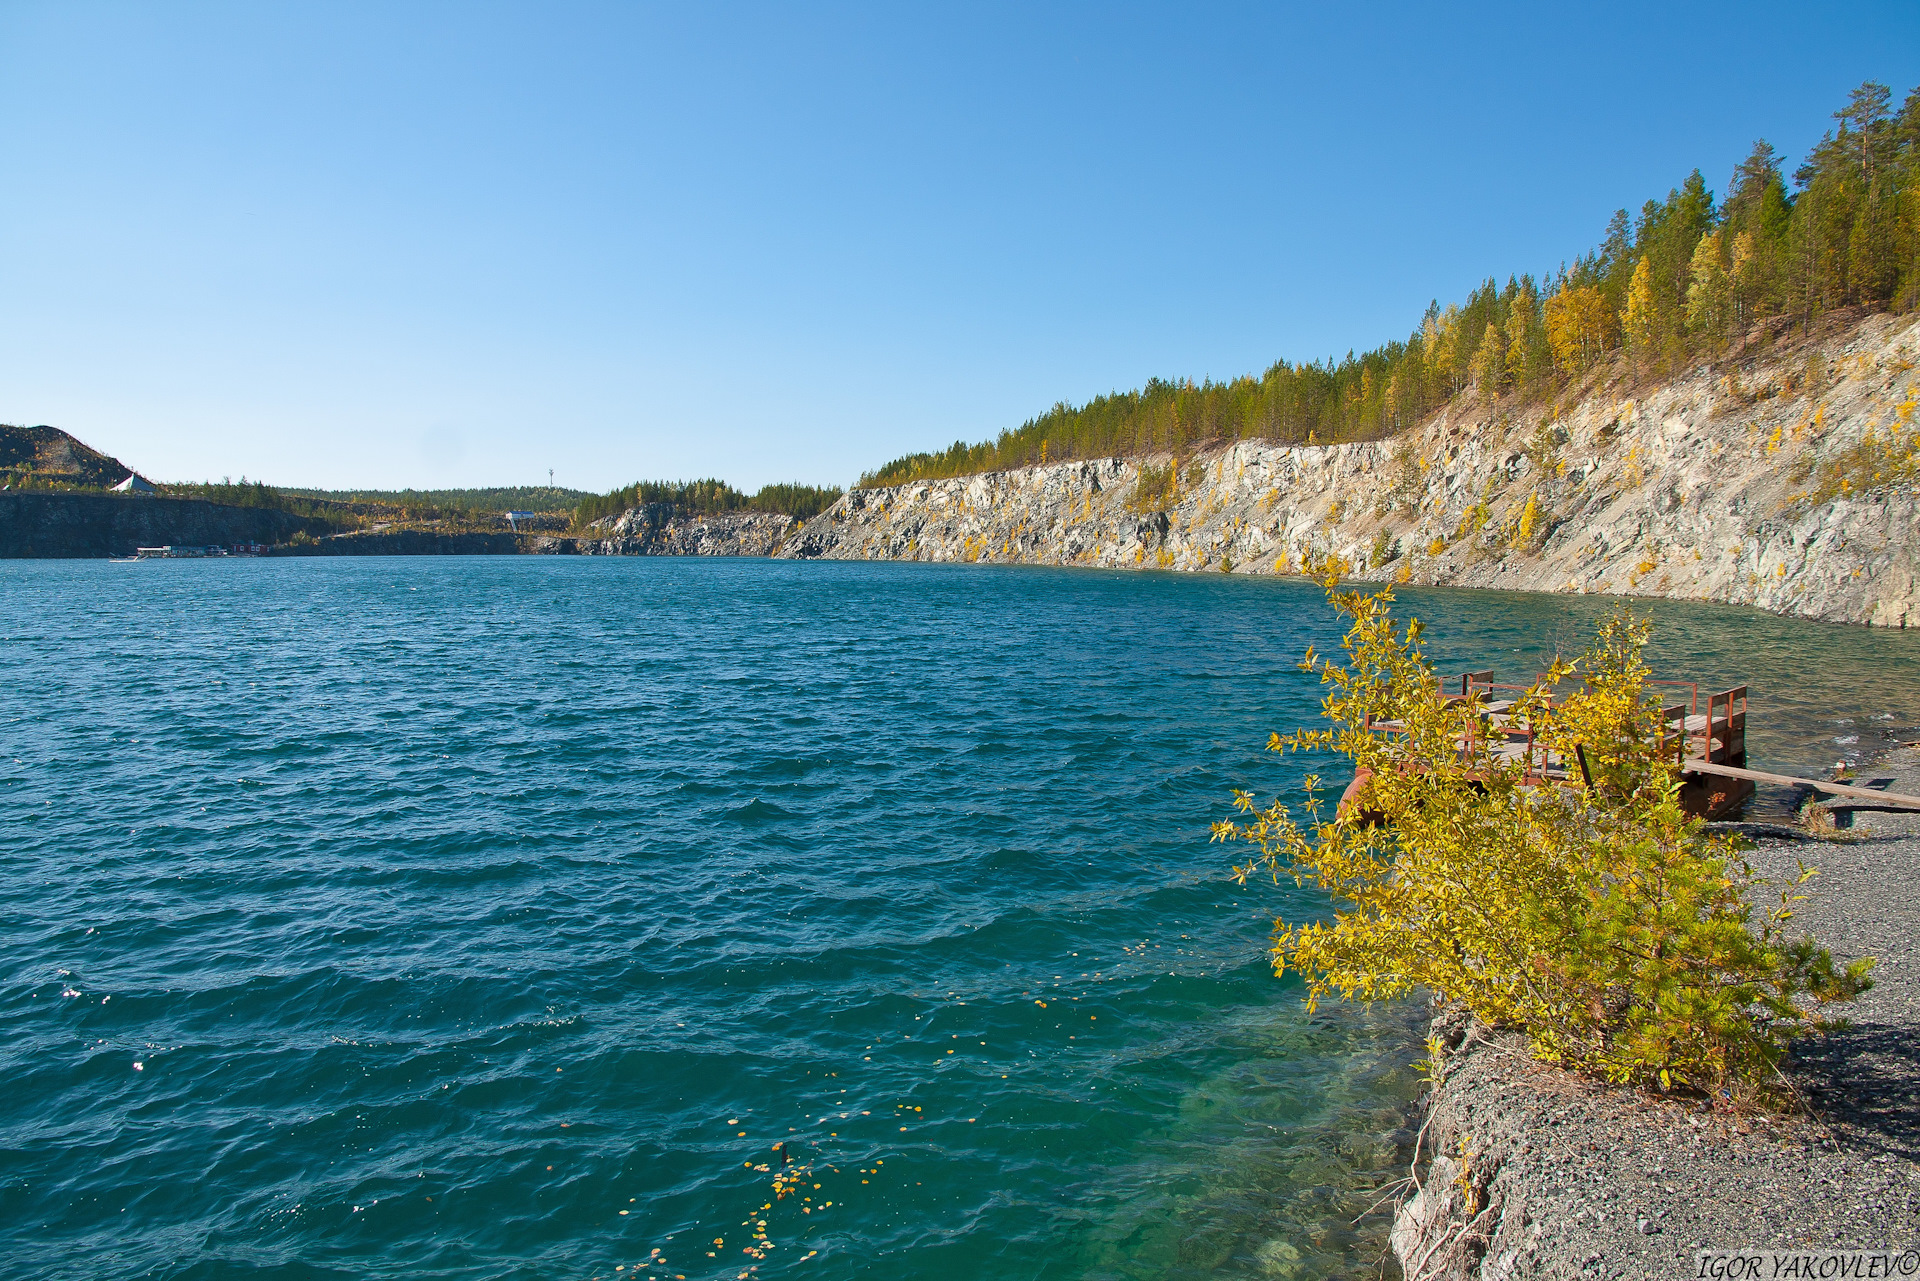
1342 671 1920 822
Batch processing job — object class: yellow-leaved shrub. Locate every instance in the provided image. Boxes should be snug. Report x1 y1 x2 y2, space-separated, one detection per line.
1215 582 1872 1099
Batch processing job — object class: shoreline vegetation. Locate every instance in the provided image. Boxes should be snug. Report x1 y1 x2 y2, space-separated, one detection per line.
1224 579 1913 1275
1388 741 1920 1277
1220 581 1871 1101
569 479 842 529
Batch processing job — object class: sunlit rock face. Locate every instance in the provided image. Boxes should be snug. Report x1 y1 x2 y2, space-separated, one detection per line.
575 506 795 557
779 313 1920 628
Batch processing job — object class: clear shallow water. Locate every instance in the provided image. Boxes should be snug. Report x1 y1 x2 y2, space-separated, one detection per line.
3 558 1916 1281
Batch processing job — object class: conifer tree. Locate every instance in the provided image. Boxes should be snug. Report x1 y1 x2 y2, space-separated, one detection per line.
855 81 1920 488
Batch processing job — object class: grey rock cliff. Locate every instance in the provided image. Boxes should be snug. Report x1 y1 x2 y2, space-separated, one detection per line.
777 313 1920 627
574 506 794 556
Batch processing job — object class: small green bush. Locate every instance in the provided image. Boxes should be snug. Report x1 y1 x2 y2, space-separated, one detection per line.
1368 530 1399 567
1129 460 1177 513
1216 581 1871 1100
1810 394 1919 502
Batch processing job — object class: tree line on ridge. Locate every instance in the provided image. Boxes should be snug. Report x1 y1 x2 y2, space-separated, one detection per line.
572 479 844 528
858 82 1920 489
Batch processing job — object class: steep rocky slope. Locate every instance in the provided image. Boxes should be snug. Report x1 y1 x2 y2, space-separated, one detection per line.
778 312 1920 627
570 507 794 556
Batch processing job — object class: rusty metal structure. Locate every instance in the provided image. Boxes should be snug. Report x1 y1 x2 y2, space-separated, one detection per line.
1340 670 1919 823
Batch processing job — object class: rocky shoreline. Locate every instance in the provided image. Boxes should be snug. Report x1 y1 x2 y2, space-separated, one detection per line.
568 506 794 556
11 314 1916 634
777 312 1920 628
1388 745 1920 1279
254 507 796 558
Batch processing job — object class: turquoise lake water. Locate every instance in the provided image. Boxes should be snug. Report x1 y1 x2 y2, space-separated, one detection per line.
5 558 1918 1280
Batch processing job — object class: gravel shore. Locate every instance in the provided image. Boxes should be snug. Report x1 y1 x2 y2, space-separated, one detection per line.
1389 744 1920 1279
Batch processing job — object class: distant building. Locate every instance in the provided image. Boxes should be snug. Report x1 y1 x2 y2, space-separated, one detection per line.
111 474 157 495
505 510 536 531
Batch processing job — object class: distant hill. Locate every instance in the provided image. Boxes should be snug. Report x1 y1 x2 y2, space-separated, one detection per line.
282 486 591 513
0 424 134 489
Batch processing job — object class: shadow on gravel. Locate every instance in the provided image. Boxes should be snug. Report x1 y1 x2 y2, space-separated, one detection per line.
1790 1022 1920 1159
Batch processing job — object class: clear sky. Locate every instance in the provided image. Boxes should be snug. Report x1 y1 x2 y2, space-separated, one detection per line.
3 2 1917 493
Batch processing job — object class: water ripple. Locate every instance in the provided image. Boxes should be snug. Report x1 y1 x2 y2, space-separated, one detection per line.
3 558 1916 1280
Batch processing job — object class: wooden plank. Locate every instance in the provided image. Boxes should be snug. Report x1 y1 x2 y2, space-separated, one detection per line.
1682 758 1920 808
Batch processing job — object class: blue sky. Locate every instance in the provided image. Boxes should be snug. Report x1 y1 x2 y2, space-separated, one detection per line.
3 3 1917 493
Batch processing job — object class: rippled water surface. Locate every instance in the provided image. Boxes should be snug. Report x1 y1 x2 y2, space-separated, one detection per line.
4 558 1917 1281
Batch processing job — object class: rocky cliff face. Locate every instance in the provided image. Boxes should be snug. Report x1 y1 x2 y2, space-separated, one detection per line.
573 506 794 556
778 312 1920 627
0 493 322 558
255 509 795 557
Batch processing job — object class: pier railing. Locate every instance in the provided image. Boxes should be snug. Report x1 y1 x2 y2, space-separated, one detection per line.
1361 673 1753 794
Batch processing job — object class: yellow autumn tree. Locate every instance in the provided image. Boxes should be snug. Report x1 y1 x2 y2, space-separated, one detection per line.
1506 281 1539 389
1384 367 1411 432
1686 231 1734 349
1470 321 1506 396
1621 255 1659 368
1728 230 1761 329
1514 490 1539 547
1425 306 1464 395
1543 284 1614 376
1216 581 1874 1098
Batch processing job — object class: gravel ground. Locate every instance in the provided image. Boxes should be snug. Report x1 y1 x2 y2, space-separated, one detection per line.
1388 745 1920 1280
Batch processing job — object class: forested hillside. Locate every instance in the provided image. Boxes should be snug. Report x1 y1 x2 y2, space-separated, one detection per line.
861 82 1920 487
573 479 843 527
284 485 591 513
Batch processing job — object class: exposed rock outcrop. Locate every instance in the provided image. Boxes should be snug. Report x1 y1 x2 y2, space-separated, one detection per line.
0 493 324 558
777 313 1920 627
573 506 794 556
